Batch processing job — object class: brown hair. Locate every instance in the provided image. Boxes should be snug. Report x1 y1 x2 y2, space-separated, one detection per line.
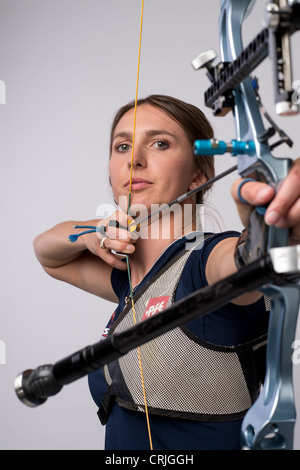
109 94 215 204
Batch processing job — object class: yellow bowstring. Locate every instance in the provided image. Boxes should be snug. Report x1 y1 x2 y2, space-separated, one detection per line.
126 0 153 451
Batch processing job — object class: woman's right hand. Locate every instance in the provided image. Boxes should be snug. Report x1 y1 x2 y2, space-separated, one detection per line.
80 210 138 271
33 211 138 301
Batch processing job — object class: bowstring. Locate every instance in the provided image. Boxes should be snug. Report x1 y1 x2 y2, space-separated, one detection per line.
126 0 153 451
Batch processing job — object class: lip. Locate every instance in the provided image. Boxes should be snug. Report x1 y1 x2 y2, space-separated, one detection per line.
124 178 153 191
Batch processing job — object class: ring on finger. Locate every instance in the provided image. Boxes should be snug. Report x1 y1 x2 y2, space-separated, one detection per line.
100 237 108 249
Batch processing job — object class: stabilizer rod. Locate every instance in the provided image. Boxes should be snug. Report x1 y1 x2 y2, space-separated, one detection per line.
15 249 299 408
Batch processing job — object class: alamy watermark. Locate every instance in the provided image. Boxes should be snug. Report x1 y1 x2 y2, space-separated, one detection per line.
292 340 300 365
96 196 205 249
0 340 6 365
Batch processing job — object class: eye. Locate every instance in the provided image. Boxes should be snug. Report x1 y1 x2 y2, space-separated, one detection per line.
116 143 131 152
153 141 169 150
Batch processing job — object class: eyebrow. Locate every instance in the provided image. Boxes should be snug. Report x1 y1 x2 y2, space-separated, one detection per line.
112 129 178 141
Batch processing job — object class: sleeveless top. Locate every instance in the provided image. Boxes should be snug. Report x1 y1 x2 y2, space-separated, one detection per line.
97 234 267 424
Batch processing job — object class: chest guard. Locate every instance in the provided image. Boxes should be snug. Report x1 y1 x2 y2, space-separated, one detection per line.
99 237 267 424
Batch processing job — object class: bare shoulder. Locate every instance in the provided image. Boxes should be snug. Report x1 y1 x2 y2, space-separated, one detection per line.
205 235 262 305
205 236 238 286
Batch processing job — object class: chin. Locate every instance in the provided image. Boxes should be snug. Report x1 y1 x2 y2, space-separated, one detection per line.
128 198 152 219
115 194 129 212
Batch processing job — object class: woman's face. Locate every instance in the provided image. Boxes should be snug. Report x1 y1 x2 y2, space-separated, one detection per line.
109 103 205 212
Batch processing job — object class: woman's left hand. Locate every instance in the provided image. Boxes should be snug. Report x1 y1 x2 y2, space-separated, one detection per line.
231 158 300 239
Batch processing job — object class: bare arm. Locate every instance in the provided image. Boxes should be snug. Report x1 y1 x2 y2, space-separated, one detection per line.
205 237 262 306
33 214 136 303
207 158 300 306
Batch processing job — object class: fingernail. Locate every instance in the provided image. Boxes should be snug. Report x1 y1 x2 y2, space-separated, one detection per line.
265 210 280 225
126 245 135 253
257 187 272 199
129 231 139 240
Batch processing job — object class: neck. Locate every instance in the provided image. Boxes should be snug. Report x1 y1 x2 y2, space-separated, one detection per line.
128 237 174 288
128 201 199 287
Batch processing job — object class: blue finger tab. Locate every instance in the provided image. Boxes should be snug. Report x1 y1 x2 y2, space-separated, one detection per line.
68 227 97 242
68 219 138 242
237 178 256 204
68 224 101 242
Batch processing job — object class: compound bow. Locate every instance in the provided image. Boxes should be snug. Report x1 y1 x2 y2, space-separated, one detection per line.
192 0 300 450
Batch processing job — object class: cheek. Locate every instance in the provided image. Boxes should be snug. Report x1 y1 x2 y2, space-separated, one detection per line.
108 160 119 189
167 158 195 189
157 165 194 200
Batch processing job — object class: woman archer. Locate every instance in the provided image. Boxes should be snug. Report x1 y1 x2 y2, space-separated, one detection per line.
33 95 300 450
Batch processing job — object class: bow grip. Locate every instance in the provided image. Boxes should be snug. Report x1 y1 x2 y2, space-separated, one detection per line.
239 152 293 264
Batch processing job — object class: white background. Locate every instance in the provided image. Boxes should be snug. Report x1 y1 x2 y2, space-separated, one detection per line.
0 0 300 450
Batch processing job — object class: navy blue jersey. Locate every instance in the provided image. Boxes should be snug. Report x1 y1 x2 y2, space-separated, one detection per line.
88 232 269 450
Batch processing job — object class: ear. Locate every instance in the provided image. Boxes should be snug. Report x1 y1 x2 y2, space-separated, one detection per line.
188 171 207 191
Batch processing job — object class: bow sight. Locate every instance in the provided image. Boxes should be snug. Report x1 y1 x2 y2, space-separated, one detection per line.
193 0 300 117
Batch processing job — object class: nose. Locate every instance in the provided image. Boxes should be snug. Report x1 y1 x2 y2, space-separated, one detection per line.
127 143 147 169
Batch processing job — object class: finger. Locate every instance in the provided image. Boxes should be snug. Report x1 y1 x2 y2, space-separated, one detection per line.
98 249 128 270
105 226 138 242
231 179 274 227
108 210 138 240
96 210 135 240
269 197 300 230
98 236 136 255
108 211 136 237
265 165 300 226
231 179 275 206
287 196 300 228
113 210 135 229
